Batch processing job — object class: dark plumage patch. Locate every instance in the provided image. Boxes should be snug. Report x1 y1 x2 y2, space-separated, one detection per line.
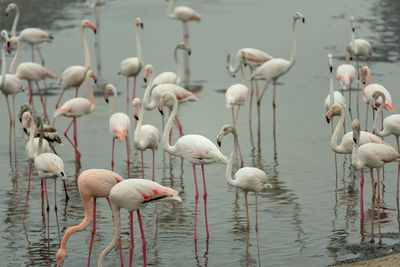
142 195 167 204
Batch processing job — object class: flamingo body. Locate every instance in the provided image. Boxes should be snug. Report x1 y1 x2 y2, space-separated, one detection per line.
18 28 53 44
225 84 248 108
251 58 290 81
170 6 201 22
110 113 130 142
134 124 159 151
324 91 346 113
350 39 372 58
59 65 87 89
53 98 92 118
26 137 50 161
34 153 66 179
363 83 393 112
152 83 198 106
336 64 355 90
0 74 25 95
16 62 55 81
118 57 142 77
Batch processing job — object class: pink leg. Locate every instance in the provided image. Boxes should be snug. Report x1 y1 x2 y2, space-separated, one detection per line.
132 76 137 102
64 120 78 156
174 115 184 136
28 80 33 104
141 151 144 179
372 109 375 134
193 164 199 241
44 180 50 240
88 198 96 267
105 197 123 265
35 81 50 124
360 168 365 224
73 118 80 160
129 211 134 267
137 210 146 267
201 165 209 239
126 77 130 114
55 88 66 110
152 150 155 182
111 138 115 171
126 137 130 177
54 180 60 240
31 45 35 62
397 137 400 206
23 163 32 222
234 105 241 128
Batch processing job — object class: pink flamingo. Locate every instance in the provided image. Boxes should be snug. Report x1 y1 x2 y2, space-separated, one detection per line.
351 119 399 244
97 179 181 267
361 66 394 131
159 92 227 241
56 169 124 267
132 98 160 180
326 104 387 224
143 64 198 136
250 12 305 132
5 2 53 65
118 17 143 113
104 84 131 172
53 70 97 162
217 124 272 266
336 50 355 118
153 42 191 87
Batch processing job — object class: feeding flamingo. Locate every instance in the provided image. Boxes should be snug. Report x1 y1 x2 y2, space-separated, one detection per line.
217 124 271 266
351 119 399 244
53 70 97 162
336 50 355 117
104 84 131 172
132 98 160 180
118 17 143 113
153 42 191 87
98 179 181 267
158 92 227 240
56 169 124 267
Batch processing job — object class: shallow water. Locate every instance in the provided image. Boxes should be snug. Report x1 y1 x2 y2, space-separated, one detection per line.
1 0 400 266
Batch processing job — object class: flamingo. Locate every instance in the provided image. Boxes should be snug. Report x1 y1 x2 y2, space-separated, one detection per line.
53 70 97 162
250 12 305 132
0 30 25 151
132 98 160 180
336 50 355 117
167 0 201 86
15 62 55 123
97 179 181 267
118 17 143 113
56 169 124 267
326 103 387 223
158 92 227 240
217 124 271 266
361 66 394 131
324 54 346 113
351 119 399 244
143 64 198 136
371 91 400 203
153 42 191 87
5 2 53 65
104 84 131 172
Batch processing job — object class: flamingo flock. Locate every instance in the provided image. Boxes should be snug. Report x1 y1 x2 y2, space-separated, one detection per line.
2 0 399 266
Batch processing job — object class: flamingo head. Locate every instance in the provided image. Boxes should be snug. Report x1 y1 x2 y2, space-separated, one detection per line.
143 64 153 83
360 66 369 84
351 118 360 144
217 124 235 147
0 30 9 44
136 18 144 29
177 42 191 55
19 103 32 122
21 111 32 131
327 54 333 73
82 20 97 34
294 12 305 23
372 91 385 111
5 3 17 16
56 248 66 267
350 16 355 32
104 84 116 104
345 46 353 61
87 70 97 84
7 37 17 53
325 104 343 123
226 53 236 77
158 92 175 115
132 98 141 120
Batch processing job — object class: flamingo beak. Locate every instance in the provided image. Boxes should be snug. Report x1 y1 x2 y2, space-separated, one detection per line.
104 92 109 103
92 73 98 84
188 49 192 56
140 23 144 29
143 69 149 83
217 140 221 147
302 17 305 23
88 22 97 33
326 116 330 123
134 115 139 120
158 99 164 115
7 41 11 54
329 66 332 72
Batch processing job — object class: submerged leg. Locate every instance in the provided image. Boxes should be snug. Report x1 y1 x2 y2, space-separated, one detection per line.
88 198 97 267
377 169 382 245
23 163 33 222
370 168 376 243
129 211 134 267
192 164 199 241
137 210 147 267
111 138 115 171
255 195 261 267
201 165 209 239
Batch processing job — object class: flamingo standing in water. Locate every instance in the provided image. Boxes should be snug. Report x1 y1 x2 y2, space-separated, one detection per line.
351 119 399 244
53 70 97 162
118 17 143 113
153 42 191 87
158 92 227 241
324 54 346 113
98 179 181 267
250 12 305 133
336 50 355 118
132 98 160 180
326 104 387 223
104 84 131 172
217 124 271 266
56 169 124 267
360 66 394 131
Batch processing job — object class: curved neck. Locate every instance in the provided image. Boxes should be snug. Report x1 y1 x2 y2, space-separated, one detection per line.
162 96 178 154
98 204 120 267
226 129 239 188
1 37 6 88
109 86 117 117
351 142 362 170
82 26 91 70
362 68 371 95
136 25 142 65
373 96 386 137
345 52 350 64
11 6 19 38
330 108 345 153
175 46 182 84
287 18 298 72
168 0 177 19
27 119 36 153
227 52 242 74
9 38 20 74
37 122 44 155
86 75 96 113
134 101 144 141
329 69 334 107
143 68 156 110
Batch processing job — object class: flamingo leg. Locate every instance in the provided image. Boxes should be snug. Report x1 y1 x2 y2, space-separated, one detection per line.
201 165 209 239
182 22 190 87
126 77 130 114
64 120 78 156
129 211 134 267
174 113 184 136
397 137 400 204
377 169 382 245
234 106 244 167
44 180 50 240
360 168 365 223
126 137 130 177
35 44 45 66
111 138 115 171
152 150 155 182
137 210 146 267
31 45 35 62
28 80 33 104
35 81 50 124
132 76 137 103
244 191 250 267
192 164 199 241
372 108 375 135
5 96 12 153
12 96 16 157
349 86 353 122
255 195 261 267
370 168 376 243
54 88 66 110
365 104 369 131
88 198 97 267
23 163 32 222
73 118 80 161
54 179 61 243
141 151 144 179
249 79 254 132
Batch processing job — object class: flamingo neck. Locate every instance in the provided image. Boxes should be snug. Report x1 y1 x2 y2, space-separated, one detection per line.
329 68 334 107
9 38 20 74
0 36 6 89
362 68 371 96
240 64 246 85
225 127 239 188
168 0 177 19
351 141 362 170
110 86 117 117
175 46 182 84
330 107 345 153
345 52 350 64
82 25 91 70
86 75 96 113
372 95 386 137
143 68 156 110
11 5 19 38
136 24 143 67
37 121 44 155
162 95 178 154
287 18 298 72
134 101 144 144
227 51 242 75
27 119 36 156
351 27 356 54
98 203 120 267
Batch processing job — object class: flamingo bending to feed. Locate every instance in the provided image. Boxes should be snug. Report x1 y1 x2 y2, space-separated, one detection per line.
336 50 355 117
104 84 131 172
53 70 97 162
158 92 227 240
132 98 160 180
98 179 181 267
153 42 191 87
250 12 305 131
361 66 393 131
143 64 198 136
326 104 387 223
5 2 53 65
118 17 143 113
56 169 124 267
351 119 399 244
217 124 271 266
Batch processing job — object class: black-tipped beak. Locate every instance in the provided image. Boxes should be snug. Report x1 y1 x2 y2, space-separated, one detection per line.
302 17 305 23
353 138 357 144
105 99 109 104
326 116 330 123
244 63 247 67
19 117 22 123
373 106 377 111
94 29 97 34
217 140 221 147
140 23 144 29
94 79 97 84
23 128 27 134
61 171 65 176
352 27 355 32
5 12 8 16
362 81 365 85
330 66 332 72
350 56 353 61
188 50 191 56
158 109 164 115
144 78 147 83
134 115 139 120
232 74 236 78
